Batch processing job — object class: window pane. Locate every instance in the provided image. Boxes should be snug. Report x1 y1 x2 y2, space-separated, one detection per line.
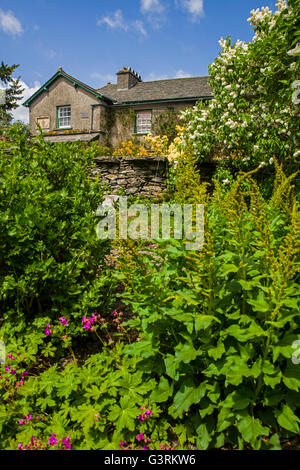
136 110 151 133
58 106 71 128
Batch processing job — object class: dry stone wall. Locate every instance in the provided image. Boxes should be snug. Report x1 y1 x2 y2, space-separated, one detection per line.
92 156 169 197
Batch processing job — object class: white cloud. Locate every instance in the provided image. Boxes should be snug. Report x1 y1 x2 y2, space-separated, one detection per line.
140 0 165 29
175 69 192 78
133 20 147 37
97 9 128 31
0 9 23 36
144 72 170 81
176 0 205 20
97 10 147 37
141 0 164 14
90 72 115 86
11 80 40 123
145 70 192 81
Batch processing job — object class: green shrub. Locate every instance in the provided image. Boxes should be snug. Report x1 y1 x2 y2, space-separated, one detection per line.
0 133 113 339
0 130 299 450
113 163 300 450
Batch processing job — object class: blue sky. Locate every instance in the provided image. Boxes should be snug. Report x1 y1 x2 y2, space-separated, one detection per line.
0 0 277 122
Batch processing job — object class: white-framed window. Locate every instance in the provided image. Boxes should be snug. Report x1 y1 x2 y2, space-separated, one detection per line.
57 105 71 128
135 110 152 134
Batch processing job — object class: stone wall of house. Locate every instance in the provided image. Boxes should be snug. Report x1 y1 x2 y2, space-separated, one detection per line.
107 102 195 148
92 156 169 197
92 156 217 198
29 76 106 135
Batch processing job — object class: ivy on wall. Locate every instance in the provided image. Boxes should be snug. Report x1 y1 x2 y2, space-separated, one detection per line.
116 109 136 130
103 108 116 149
152 108 181 144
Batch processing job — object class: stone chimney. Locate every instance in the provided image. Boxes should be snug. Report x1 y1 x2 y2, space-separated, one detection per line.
117 67 142 90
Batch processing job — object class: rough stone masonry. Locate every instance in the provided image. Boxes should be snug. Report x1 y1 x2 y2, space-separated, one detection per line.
92 156 169 198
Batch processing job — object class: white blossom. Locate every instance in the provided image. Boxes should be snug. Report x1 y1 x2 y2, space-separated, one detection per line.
287 43 300 56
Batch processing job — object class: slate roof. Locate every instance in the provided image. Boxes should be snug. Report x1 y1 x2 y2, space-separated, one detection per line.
97 76 213 105
23 69 113 107
23 69 213 108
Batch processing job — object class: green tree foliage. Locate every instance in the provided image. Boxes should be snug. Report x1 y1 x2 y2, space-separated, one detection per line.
180 0 300 170
0 129 113 338
0 62 24 126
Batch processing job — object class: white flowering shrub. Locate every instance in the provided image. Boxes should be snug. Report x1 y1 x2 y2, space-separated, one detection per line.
180 0 300 170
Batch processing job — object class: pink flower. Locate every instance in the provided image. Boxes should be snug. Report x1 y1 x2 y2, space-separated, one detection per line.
120 441 127 449
7 354 15 360
4 366 10 372
59 317 68 327
82 315 100 331
10 369 17 375
21 371 28 377
18 420 25 426
61 436 71 450
138 407 153 421
136 433 144 441
48 433 58 446
143 446 150 450
44 324 52 336
26 414 33 421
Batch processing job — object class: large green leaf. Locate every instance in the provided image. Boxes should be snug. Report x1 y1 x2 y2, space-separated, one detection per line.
195 314 220 332
150 376 173 403
276 404 300 434
224 322 266 342
108 396 140 432
282 361 300 392
237 415 269 445
169 378 206 418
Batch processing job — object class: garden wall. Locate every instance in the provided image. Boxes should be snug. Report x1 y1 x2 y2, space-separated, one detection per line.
92 156 217 197
92 156 169 198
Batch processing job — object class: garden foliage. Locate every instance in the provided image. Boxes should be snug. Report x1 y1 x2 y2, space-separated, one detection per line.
0 129 113 340
0 1 300 452
1 134 299 449
180 0 300 170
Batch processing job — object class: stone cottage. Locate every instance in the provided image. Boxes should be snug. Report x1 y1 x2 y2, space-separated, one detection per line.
24 67 213 147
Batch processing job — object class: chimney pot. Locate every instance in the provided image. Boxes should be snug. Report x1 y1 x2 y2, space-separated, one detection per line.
117 66 142 90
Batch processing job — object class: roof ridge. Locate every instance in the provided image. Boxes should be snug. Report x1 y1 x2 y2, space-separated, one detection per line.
23 69 113 107
143 75 210 84
61 70 99 93
97 75 210 90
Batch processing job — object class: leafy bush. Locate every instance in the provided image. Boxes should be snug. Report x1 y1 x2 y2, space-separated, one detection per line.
0 339 167 451
112 140 149 157
0 134 299 450
180 0 300 169
112 162 300 450
0 132 113 340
